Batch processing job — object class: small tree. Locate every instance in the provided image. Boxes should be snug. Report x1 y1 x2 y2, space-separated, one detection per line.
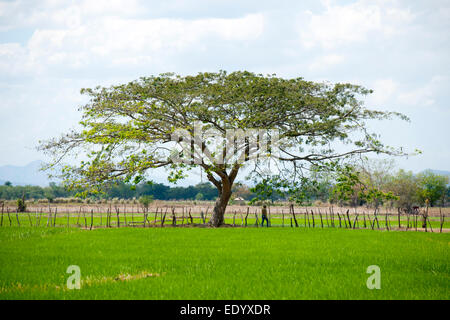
330 166 362 207
17 193 26 212
416 171 449 207
384 169 419 213
195 193 204 201
139 195 154 212
330 165 397 209
250 175 289 205
44 190 54 203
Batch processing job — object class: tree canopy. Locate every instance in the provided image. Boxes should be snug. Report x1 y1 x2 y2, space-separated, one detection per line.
38 70 410 226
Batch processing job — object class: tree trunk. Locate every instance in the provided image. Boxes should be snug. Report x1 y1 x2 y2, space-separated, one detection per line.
209 185 232 227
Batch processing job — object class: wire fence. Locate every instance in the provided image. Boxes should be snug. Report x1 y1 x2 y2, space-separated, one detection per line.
0 203 447 233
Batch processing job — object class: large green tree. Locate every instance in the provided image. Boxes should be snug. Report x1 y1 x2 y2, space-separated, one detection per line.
38 71 408 227
416 171 449 206
385 169 420 212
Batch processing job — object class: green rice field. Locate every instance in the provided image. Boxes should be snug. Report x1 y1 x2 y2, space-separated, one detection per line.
0 225 448 300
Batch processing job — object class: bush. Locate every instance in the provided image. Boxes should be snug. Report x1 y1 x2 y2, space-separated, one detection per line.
17 197 26 212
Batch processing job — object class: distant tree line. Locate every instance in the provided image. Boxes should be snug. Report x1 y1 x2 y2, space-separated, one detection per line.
0 163 448 210
0 181 220 202
250 162 450 210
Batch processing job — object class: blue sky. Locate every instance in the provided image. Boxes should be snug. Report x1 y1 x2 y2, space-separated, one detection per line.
0 0 449 185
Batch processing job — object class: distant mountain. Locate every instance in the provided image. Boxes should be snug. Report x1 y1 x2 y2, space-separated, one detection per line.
0 160 58 187
421 169 450 177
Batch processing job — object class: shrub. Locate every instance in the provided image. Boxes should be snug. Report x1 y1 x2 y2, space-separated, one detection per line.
17 197 26 212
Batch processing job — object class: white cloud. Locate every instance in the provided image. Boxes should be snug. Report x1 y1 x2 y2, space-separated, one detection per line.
0 13 264 76
0 0 449 173
369 78 398 105
308 54 344 71
0 0 142 31
367 76 449 109
299 0 414 48
397 75 449 108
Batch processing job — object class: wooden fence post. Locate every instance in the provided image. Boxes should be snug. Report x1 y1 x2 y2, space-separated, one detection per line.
90 209 93 230
329 206 334 228
161 208 167 227
77 206 81 226
385 212 389 231
154 207 159 225
291 205 298 227
145 208 149 228
16 209 20 227
115 206 121 228
311 210 315 228
346 210 351 228
7 207 12 226
306 208 310 227
205 207 210 225
304 207 307 227
53 207 57 227
319 209 323 228
440 211 444 233
374 209 380 229
172 207 176 227
188 208 193 225
353 214 359 229
108 203 112 227
200 210 205 225
406 214 410 230
427 215 433 233
423 202 429 231
245 207 249 227
268 206 271 227
1 202 4 227
371 213 377 230
348 209 352 228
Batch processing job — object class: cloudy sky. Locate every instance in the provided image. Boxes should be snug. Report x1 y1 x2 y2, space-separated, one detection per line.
0 0 449 184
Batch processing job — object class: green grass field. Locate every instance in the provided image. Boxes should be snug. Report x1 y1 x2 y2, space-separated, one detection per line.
2 211 449 230
0 226 448 300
